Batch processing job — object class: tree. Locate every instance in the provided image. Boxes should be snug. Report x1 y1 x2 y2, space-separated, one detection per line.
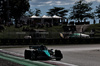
70 0 93 22
23 8 41 17
9 0 30 20
46 7 68 17
95 5 100 18
34 8 41 16
0 0 10 24
95 4 100 23
24 9 34 17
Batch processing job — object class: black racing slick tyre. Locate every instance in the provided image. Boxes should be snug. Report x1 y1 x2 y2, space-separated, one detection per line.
24 50 37 60
55 50 63 61
24 50 31 59
30 51 37 60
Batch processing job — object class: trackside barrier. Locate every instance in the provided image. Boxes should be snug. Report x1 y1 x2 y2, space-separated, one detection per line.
0 38 100 45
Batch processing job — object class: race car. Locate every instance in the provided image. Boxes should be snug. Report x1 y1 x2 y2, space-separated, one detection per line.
24 45 63 61
68 33 90 38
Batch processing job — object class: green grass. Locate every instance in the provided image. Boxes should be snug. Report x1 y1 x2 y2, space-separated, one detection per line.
85 23 100 37
85 23 100 32
0 25 63 39
44 26 63 38
0 25 26 39
44 26 63 32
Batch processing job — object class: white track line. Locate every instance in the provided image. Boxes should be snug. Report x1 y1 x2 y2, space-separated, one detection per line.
0 49 2 50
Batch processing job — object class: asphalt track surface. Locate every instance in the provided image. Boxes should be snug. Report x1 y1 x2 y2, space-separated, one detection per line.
1 44 100 66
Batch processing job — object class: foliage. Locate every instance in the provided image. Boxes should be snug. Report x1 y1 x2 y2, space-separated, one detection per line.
95 5 100 18
70 0 93 22
46 7 68 17
34 8 41 16
24 8 41 17
24 9 34 17
85 24 100 32
9 0 30 19
0 25 63 39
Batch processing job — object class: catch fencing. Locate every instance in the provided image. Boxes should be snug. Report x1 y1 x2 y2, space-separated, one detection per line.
0 38 100 45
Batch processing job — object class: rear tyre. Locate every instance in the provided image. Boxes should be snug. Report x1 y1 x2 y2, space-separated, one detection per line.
24 50 37 60
30 51 37 60
55 50 63 61
24 50 31 59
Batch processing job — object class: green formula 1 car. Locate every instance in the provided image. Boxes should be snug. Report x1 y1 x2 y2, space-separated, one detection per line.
24 45 63 61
